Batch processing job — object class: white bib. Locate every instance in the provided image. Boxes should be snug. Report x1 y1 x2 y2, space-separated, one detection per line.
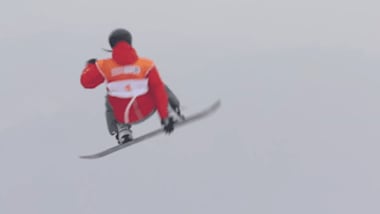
107 79 149 98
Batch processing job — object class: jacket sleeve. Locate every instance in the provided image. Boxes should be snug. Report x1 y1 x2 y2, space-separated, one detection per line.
80 63 105 88
147 66 169 119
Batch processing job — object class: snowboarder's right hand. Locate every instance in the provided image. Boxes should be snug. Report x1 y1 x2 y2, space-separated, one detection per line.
86 58 97 64
161 117 175 134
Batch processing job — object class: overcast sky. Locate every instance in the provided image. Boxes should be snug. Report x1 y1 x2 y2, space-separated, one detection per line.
1 0 380 213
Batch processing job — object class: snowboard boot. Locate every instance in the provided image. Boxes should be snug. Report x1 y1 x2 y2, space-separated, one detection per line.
166 85 185 122
169 105 185 123
116 123 133 145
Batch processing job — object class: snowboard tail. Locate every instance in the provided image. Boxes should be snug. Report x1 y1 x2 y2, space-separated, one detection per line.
80 100 221 159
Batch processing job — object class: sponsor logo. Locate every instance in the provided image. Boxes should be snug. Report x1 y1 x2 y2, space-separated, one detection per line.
111 66 140 76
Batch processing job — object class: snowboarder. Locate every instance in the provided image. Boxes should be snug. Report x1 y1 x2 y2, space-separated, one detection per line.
80 28 183 145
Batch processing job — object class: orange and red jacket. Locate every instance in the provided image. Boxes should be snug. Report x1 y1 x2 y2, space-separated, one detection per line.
80 41 169 124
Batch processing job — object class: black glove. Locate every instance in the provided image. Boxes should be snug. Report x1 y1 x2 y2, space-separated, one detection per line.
86 58 97 64
161 117 175 134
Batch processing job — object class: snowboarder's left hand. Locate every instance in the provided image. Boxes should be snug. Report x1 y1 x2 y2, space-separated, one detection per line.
161 117 175 134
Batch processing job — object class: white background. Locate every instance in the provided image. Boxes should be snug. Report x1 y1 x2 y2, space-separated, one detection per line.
1 0 379 213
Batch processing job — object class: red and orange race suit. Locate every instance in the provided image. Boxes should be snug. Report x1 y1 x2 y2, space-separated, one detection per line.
80 41 169 124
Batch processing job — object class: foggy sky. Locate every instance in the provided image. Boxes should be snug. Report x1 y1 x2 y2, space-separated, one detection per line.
1 0 379 213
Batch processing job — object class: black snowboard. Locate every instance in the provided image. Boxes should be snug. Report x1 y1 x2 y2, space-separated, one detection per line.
80 100 221 159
